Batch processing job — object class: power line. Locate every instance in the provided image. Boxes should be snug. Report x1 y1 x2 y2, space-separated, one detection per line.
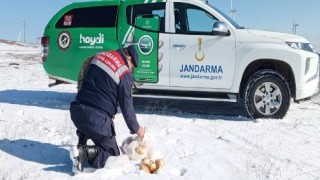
230 0 236 20
17 20 27 44
23 20 26 43
292 20 299 35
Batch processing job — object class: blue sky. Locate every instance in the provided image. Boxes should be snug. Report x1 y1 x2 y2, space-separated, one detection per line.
0 0 319 50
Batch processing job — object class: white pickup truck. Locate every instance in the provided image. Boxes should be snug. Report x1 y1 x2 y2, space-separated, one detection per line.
42 0 319 119
129 0 320 119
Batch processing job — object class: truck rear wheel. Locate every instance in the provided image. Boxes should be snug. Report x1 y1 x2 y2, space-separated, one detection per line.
244 69 291 119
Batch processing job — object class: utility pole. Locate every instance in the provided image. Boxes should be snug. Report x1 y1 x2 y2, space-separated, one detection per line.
230 0 236 20
36 37 41 44
292 20 299 35
18 20 27 44
23 20 26 43
17 29 22 43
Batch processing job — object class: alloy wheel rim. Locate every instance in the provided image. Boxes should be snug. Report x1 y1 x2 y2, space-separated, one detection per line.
254 82 282 116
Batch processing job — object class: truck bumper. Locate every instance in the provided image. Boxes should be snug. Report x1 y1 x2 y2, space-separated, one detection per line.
295 55 320 100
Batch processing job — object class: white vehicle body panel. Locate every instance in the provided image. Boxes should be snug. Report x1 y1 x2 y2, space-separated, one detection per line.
137 0 319 100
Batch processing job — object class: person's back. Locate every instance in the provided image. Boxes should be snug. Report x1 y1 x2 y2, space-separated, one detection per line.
77 59 121 117
76 48 136 116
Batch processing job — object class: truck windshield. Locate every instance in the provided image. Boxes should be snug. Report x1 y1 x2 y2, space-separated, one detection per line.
207 4 244 29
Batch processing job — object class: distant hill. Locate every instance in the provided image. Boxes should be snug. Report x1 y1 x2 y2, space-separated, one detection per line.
0 39 39 48
0 39 17 45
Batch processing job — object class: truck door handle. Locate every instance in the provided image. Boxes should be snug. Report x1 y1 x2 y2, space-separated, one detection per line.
173 44 186 50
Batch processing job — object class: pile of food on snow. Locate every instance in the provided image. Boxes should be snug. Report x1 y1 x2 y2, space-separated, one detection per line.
122 132 165 174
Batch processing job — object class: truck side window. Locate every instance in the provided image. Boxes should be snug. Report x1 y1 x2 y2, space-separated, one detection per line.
55 6 118 28
126 3 166 33
174 3 218 35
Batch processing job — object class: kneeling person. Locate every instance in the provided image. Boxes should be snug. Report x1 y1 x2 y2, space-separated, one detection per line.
69 45 144 173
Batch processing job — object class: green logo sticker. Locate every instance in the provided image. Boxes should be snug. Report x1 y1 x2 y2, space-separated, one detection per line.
57 31 72 51
138 35 153 55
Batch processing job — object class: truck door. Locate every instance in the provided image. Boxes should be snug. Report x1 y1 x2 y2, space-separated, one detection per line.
133 15 160 83
168 1 236 89
120 2 169 87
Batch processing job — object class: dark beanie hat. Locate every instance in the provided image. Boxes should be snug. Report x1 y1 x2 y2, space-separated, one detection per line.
126 45 139 67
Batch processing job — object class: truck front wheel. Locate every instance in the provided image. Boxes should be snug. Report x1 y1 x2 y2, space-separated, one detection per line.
244 69 291 119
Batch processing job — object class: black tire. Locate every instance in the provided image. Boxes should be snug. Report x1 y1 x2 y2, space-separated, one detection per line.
244 69 291 119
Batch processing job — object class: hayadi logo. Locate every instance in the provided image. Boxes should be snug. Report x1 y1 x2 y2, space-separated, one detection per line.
138 35 153 55
80 33 104 46
79 33 104 49
57 31 71 51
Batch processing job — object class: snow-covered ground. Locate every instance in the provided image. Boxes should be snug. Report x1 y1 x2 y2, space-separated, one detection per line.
0 41 320 180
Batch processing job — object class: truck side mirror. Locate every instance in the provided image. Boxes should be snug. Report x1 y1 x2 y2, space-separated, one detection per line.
212 21 230 36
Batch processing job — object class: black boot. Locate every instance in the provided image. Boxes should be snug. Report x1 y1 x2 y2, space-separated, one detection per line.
70 145 86 174
85 146 98 165
71 145 98 174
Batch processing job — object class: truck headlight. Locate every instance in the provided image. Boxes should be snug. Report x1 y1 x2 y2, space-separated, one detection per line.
286 42 302 49
286 42 317 53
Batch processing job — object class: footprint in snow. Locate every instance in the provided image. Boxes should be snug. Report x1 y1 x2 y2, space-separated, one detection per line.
170 167 188 176
179 151 196 159
161 128 176 136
